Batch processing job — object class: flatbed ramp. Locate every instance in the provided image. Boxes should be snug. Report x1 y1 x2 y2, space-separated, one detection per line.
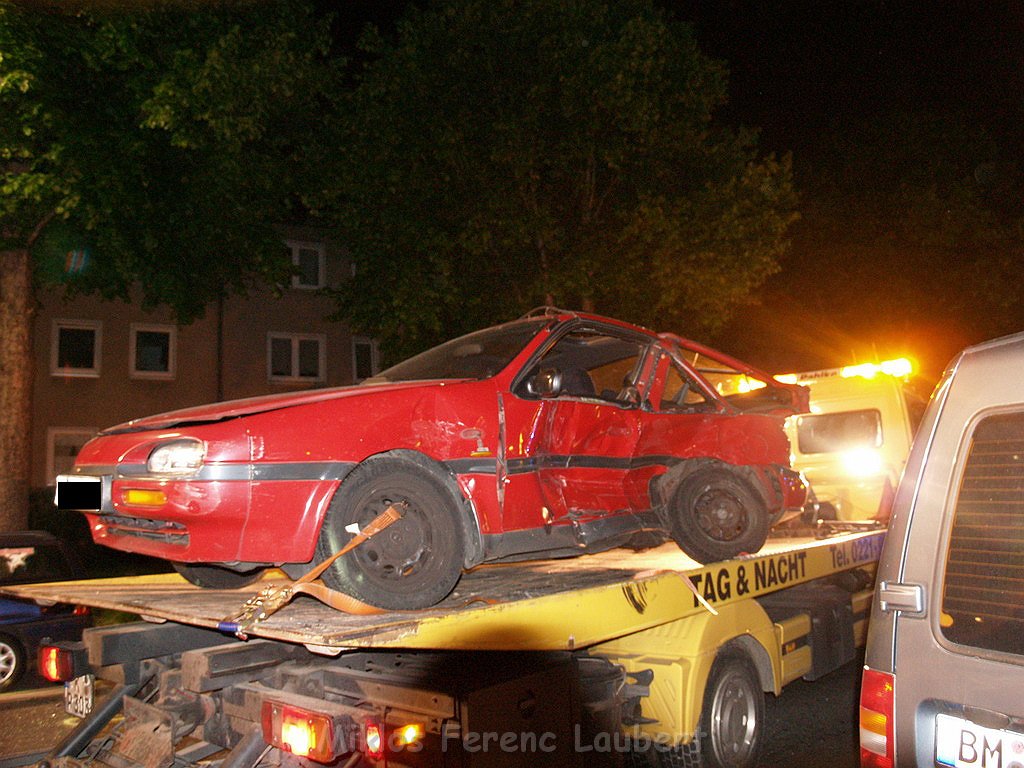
3 530 883 652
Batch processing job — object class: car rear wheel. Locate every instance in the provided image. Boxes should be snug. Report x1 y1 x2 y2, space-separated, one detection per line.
668 467 769 563
0 634 25 691
172 563 267 589
316 455 465 610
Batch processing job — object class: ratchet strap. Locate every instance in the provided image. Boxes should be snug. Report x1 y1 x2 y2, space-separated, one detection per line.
220 503 404 639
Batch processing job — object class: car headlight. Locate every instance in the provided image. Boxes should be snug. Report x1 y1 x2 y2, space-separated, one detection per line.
147 439 206 475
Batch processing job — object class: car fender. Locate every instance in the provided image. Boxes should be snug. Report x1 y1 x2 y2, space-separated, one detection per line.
335 448 485 570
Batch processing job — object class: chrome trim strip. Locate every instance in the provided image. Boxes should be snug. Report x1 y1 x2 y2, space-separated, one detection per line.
74 461 358 483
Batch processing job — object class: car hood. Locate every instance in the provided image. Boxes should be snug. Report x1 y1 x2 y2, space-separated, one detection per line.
103 380 457 434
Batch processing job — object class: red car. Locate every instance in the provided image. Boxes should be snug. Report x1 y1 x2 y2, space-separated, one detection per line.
57 309 808 609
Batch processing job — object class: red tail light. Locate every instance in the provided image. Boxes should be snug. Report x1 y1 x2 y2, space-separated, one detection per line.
860 667 895 767
261 701 338 763
364 721 384 761
73 605 90 617
39 645 76 682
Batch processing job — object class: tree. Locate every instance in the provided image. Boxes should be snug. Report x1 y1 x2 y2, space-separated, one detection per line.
0 1 336 530
312 0 797 362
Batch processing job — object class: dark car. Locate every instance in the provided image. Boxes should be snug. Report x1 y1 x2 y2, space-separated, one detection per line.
57 309 808 610
0 531 91 691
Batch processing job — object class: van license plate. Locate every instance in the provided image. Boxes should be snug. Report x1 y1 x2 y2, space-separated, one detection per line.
65 674 94 718
936 713 1024 767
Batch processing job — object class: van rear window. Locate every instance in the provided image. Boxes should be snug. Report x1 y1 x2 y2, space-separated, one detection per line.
941 411 1024 656
795 409 882 455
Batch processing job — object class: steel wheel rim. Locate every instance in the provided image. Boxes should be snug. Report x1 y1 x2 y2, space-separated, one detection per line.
709 668 759 764
695 488 748 542
353 494 432 586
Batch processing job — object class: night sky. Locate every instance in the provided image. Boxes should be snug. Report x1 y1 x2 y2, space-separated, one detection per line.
329 1 1024 381
671 1 1024 380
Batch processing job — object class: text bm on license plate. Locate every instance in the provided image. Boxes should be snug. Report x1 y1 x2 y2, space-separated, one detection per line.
936 713 1024 768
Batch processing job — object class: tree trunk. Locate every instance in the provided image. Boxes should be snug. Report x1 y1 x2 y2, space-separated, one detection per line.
0 248 34 532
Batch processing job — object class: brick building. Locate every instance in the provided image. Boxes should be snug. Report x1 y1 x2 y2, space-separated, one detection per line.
30 226 377 490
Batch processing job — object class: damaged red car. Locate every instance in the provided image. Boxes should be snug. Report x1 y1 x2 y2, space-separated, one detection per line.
57 309 808 609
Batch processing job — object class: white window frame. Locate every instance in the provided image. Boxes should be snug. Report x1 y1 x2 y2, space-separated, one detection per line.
267 332 327 383
130 323 177 381
51 319 102 378
352 336 380 382
286 239 326 290
46 427 97 484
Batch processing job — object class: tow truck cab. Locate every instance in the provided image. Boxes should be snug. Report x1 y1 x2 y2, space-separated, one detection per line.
778 358 929 523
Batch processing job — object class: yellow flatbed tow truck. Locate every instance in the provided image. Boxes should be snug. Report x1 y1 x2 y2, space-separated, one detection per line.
1 529 883 768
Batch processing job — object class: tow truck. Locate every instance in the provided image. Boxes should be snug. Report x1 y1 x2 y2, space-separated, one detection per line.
777 357 928 525
1 528 884 768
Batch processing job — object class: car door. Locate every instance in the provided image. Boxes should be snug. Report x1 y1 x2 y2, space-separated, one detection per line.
628 349 723 510
503 324 650 528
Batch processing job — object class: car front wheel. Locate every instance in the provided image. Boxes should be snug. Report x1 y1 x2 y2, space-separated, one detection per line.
316 455 465 610
668 467 769 563
0 634 25 691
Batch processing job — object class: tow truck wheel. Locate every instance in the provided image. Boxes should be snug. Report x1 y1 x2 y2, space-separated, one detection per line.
172 563 267 589
699 649 764 768
669 468 769 564
0 633 25 691
316 455 465 610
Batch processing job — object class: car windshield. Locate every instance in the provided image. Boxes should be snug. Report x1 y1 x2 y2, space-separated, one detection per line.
375 319 550 382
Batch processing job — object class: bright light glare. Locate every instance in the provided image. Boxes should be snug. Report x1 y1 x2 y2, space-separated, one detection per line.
841 357 913 380
282 721 314 756
737 377 767 393
842 448 884 477
396 723 425 746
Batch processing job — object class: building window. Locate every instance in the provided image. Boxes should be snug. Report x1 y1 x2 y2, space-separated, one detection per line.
352 337 380 381
47 428 96 482
51 320 101 377
286 240 326 290
130 324 176 380
268 333 326 382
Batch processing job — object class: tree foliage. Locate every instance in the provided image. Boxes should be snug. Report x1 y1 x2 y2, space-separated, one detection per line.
0 0 336 530
312 0 797 361
0 0 336 319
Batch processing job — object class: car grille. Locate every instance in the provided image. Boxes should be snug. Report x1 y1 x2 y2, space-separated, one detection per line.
100 514 189 546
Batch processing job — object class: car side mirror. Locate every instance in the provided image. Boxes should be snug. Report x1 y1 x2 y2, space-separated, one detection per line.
526 368 563 398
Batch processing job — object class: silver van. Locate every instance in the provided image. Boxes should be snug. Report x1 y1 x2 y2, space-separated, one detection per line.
861 331 1024 768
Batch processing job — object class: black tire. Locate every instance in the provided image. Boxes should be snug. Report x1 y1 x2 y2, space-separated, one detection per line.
668 468 769 564
173 562 267 589
315 455 465 610
698 650 764 768
0 633 25 692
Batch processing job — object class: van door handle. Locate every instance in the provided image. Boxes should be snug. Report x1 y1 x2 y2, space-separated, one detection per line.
878 581 925 615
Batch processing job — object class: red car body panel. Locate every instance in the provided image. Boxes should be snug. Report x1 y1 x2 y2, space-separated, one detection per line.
62 311 808 569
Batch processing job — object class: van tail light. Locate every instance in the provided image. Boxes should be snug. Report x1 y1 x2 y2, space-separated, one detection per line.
73 605 90 617
39 641 89 683
860 667 895 768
